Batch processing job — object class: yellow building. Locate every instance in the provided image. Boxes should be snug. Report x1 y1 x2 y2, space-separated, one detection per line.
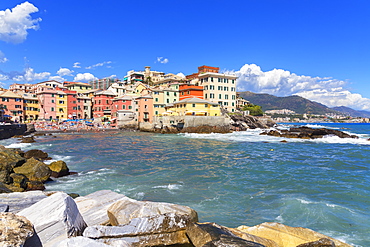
166 96 221 116
22 93 39 122
56 91 68 120
64 82 92 93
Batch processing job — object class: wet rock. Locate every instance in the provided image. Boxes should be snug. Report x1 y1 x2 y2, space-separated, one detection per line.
0 148 26 183
0 212 34 246
261 126 358 139
230 115 275 130
17 192 87 247
48 160 69 177
13 157 52 183
297 238 335 247
24 149 49 160
26 181 46 191
4 183 25 192
186 222 265 247
75 190 128 226
0 190 48 213
21 136 36 143
237 222 352 247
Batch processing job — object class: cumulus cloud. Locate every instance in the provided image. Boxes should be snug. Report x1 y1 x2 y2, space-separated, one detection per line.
49 75 65 82
0 51 8 63
0 73 9 81
157 57 169 64
85 61 112 69
73 62 81 68
57 67 74 76
0 1 41 43
13 67 50 82
74 73 97 82
235 64 370 111
177 72 185 78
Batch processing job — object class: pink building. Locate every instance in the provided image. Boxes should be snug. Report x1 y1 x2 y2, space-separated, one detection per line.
0 90 24 122
36 86 58 120
137 94 153 123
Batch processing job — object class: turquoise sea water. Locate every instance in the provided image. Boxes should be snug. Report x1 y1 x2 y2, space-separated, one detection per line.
1 123 369 246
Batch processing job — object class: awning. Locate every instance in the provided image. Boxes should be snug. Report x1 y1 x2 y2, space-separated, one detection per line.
3 115 11 117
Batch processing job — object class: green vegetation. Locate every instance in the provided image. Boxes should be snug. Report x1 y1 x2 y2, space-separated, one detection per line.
242 103 263 116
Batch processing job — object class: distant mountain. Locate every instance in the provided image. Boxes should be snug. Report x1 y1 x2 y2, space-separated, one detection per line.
331 106 370 118
238 91 340 115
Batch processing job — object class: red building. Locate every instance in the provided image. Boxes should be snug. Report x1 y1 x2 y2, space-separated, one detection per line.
179 84 204 101
93 90 117 121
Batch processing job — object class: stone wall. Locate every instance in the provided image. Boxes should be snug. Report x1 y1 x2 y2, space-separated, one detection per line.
0 124 30 140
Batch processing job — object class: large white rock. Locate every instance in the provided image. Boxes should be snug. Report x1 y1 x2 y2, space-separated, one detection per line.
74 190 128 226
17 192 87 247
107 197 198 226
52 236 113 247
0 190 48 213
0 212 34 247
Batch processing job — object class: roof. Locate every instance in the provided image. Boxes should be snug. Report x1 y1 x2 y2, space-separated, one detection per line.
173 96 218 105
95 89 117 96
0 90 22 98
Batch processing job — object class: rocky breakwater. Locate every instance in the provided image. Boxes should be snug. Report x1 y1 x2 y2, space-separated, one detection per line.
0 189 354 246
260 126 359 139
230 115 276 130
0 144 71 193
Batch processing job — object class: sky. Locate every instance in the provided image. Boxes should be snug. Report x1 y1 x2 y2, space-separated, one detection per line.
0 1 370 111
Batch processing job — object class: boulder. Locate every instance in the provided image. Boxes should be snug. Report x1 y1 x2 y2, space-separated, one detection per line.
10 173 28 189
26 181 46 191
237 222 352 247
296 238 335 247
84 226 190 246
228 227 280 247
107 197 198 226
186 222 265 247
24 149 49 160
48 160 69 177
4 183 25 192
53 236 113 247
13 157 52 183
0 148 26 183
17 192 87 247
0 212 34 247
0 190 48 213
261 126 358 139
74 190 128 226
21 136 36 143
0 182 12 193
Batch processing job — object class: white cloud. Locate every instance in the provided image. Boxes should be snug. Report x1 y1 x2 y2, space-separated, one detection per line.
49 75 65 82
0 51 8 63
74 73 97 82
177 72 185 78
0 74 9 81
73 62 81 68
57 67 74 76
85 61 112 69
0 1 41 43
13 67 50 82
157 57 169 64
235 64 370 111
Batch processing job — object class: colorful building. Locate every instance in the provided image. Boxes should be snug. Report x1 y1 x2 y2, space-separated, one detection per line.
22 93 39 121
0 90 24 121
167 96 221 116
137 94 153 123
36 86 58 120
93 89 117 121
179 84 203 101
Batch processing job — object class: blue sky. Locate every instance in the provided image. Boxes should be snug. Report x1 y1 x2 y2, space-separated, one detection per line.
1 1 370 110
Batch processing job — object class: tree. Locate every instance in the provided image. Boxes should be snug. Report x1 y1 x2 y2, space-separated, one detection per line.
242 104 263 116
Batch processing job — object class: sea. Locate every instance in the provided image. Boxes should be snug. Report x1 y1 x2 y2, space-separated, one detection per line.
1 123 369 246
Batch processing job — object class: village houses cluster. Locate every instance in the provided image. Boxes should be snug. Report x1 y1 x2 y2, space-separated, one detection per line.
0 65 249 125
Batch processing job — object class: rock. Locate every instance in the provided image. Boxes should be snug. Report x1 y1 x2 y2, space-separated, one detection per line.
186 222 265 247
48 160 69 177
107 197 198 227
230 115 275 130
0 204 9 212
296 238 335 247
237 222 352 247
0 190 48 212
10 173 29 189
53 236 113 247
4 183 25 192
228 227 280 247
24 149 49 160
21 136 36 143
0 212 34 247
261 126 358 139
13 157 52 183
17 192 87 247
0 148 26 183
74 190 128 226
84 226 189 246
26 181 46 191
0 181 13 193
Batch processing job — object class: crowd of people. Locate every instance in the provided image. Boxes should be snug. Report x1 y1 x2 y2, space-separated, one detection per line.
33 119 113 132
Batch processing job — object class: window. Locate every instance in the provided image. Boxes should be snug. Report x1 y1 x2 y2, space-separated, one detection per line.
166 99 170 103
225 95 228 100
129 106 132 109
51 94 55 97
192 104 195 107
205 93 207 99
232 95 236 100
51 107 55 111
205 104 208 108
15 105 21 108
224 87 228 91
219 94 222 99
155 98 158 102
51 100 55 103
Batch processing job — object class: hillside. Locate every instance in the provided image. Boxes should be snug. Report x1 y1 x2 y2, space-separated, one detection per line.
331 106 370 118
238 91 340 115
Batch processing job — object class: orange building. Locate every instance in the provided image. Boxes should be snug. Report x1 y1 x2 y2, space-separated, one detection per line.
179 84 203 101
